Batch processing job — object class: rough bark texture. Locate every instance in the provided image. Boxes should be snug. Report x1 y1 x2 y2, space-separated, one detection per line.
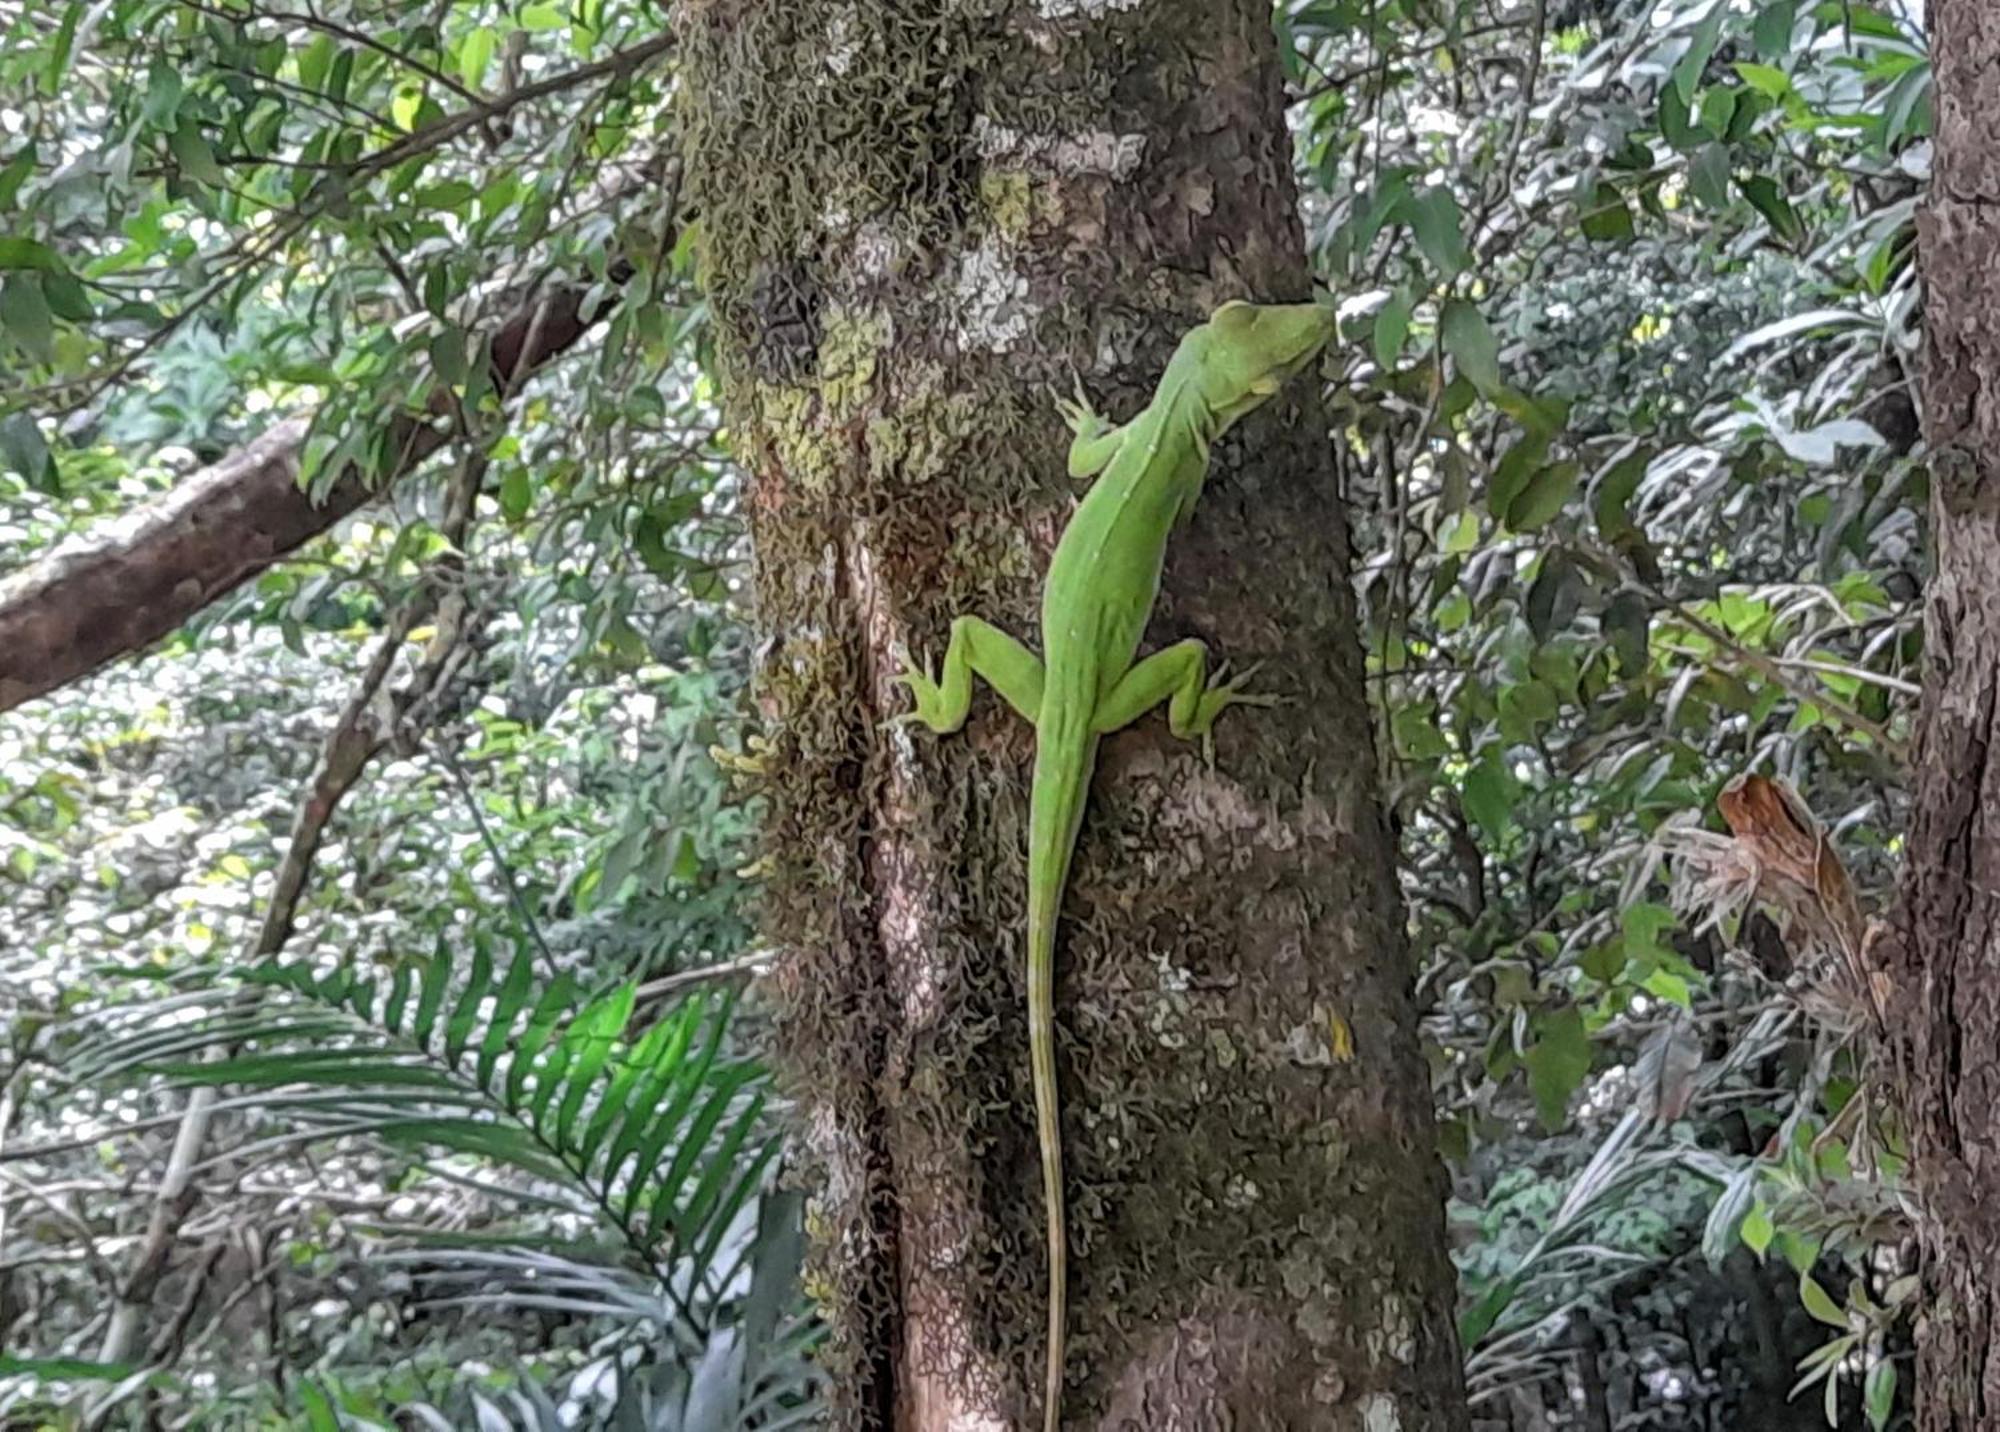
0 274 615 713
678 2 1466 1428
1892 3 2000 1428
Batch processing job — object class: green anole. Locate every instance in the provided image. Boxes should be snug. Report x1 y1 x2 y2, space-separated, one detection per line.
893 299 1334 1430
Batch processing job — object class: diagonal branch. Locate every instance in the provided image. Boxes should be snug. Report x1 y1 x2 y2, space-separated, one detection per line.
0 265 627 714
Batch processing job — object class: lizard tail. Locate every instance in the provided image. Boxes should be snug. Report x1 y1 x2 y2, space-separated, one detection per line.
1026 735 1090 1432
1029 889 1065 1432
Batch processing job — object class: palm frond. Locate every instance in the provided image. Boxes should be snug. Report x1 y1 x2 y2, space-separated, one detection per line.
72 941 782 1317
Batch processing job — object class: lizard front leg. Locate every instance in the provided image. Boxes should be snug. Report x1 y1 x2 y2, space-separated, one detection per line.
1090 638 1274 758
1055 389 1129 479
894 615 1045 732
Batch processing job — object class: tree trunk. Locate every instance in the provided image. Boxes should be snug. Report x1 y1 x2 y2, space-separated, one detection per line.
678 2 1466 1428
1892 4 2000 1428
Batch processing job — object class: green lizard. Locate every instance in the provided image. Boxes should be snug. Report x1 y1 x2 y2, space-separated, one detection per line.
893 299 1334 1430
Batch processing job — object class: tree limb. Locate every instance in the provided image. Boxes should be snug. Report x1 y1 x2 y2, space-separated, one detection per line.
0 268 622 714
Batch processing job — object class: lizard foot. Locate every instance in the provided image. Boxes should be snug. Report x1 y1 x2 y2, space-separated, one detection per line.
890 652 951 733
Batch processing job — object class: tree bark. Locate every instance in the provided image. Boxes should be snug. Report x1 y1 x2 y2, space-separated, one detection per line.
0 273 616 714
1890 4 2000 1428
678 2 1466 1428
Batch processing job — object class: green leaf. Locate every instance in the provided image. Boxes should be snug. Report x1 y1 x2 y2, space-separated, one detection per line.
1740 1200 1775 1256
1525 550 1583 641
1488 435 1547 520
297 34 335 92
299 1381 339 1432
1525 1006 1591 1130
384 961 415 1035
505 975 581 1109
156 1051 452 1089
41 273 91 322
1698 86 1737 139
1799 1272 1847 1328
520 2 567 30
1675 1 1729 103
1776 1227 1822 1276
1660 85 1704 151
374 1119 568 1183
391 84 424 132
648 1064 760 1234
659 1092 768 1252
0 1356 137 1381
1579 183 1633 241
168 124 227 187
0 237 65 273
417 180 477 212
0 412 55 493
412 948 452 1048
1457 1278 1518 1348
142 63 183 129
1401 185 1469 278
0 147 36 212
1440 300 1501 396
460 26 498 88
1593 449 1649 536
1689 143 1733 211
621 1004 734 1218
603 997 706 1180
444 943 495 1065
1740 174 1805 243
1754 1 1798 60
43 3 81 97
1642 965 1693 1008
500 467 532 520
690 1136 782 1270
476 944 537 1088
553 985 636 1149
1506 461 1579 532
2 276 55 363
1603 590 1650 674
1373 289 1412 370
1735 62 1794 99
1864 1360 1896 1431
1461 750 1517 840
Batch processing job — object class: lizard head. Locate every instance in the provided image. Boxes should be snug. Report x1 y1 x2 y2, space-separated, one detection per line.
1185 300 1335 431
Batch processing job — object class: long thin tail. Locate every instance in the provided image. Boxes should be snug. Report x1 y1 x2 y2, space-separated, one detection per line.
1028 891 1065 1432
1026 735 1089 1432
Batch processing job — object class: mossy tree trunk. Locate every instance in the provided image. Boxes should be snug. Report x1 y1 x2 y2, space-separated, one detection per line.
678 2 1466 1426
1892 5 2000 1430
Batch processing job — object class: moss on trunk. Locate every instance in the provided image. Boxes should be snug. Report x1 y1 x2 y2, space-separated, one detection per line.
678 1 1467 1425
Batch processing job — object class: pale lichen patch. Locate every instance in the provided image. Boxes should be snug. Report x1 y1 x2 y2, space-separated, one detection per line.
1361 1392 1404 1432
971 115 1147 179
950 236 1034 352
1033 0 1144 18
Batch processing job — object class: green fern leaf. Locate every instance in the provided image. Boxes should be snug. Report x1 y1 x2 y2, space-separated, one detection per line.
505 974 579 1109
412 946 452 1048
645 1062 759 1233
444 942 495 1065
663 1091 768 1254
384 960 415 1035
601 996 704 1187
476 943 538 1089
552 985 634 1153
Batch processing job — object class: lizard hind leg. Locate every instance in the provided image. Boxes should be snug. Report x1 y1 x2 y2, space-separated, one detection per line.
1089 638 1278 761
892 615 1045 733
